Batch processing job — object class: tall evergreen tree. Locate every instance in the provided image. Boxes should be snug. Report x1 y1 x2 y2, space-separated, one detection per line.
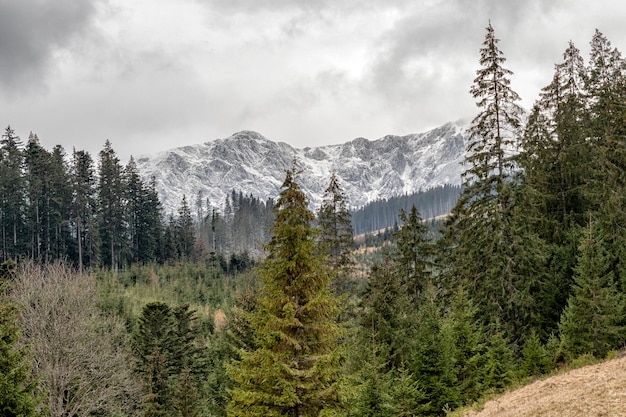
47 145 74 260
227 162 341 417
445 22 538 341
125 158 163 264
0 126 26 261
393 205 432 303
521 41 589 237
176 195 196 260
584 31 626 289
559 220 624 360
70 149 100 270
23 133 50 262
359 259 413 371
519 39 599 337
317 172 355 295
98 140 128 268
447 287 486 405
465 21 523 187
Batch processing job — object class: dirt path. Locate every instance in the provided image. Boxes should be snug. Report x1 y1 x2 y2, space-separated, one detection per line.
462 356 626 417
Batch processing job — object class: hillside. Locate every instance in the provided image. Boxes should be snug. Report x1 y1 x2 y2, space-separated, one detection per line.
461 356 626 417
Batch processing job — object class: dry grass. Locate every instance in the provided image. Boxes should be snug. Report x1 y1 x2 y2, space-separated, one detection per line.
460 356 626 417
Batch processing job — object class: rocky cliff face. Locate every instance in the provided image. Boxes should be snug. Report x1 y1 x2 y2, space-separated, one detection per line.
136 119 469 214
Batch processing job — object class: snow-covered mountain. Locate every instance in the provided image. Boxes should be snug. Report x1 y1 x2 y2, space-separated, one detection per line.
136 119 469 215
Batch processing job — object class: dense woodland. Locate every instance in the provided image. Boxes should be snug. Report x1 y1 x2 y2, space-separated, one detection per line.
2 24 626 417
350 184 461 235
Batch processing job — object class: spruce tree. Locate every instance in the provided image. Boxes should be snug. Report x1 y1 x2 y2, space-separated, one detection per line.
447 287 486 405
0 126 26 261
524 40 590 240
176 195 196 260
411 283 459 415
359 259 413 371
559 220 624 360
124 158 163 264
584 31 626 290
347 330 395 417
98 140 127 268
518 41 591 332
317 172 355 295
393 205 432 303
227 162 341 417
23 133 49 262
482 329 515 391
446 22 539 342
134 302 178 415
70 149 100 270
520 329 550 378
0 283 43 417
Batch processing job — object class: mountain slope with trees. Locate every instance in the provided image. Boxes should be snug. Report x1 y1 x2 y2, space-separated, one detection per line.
1 22 626 417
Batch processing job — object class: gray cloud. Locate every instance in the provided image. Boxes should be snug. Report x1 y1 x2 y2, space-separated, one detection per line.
0 0 105 91
3 0 626 162
362 0 600 122
197 0 405 13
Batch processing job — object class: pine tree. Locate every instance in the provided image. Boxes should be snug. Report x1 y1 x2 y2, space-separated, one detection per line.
348 321 425 417
447 287 486 405
532 41 590 238
518 39 591 302
0 279 43 417
559 220 624 360
411 282 459 415
520 329 550 378
47 145 74 261
98 140 128 268
0 126 26 261
124 159 163 264
227 162 341 417
70 149 100 270
446 22 538 342
134 302 178 415
465 21 523 187
482 329 515 391
317 172 355 294
359 259 413 370
584 31 626 290
24 133 50 261
176 195 196 260
393 205 432 303
347 341 397 417
388 365 424 417
172 367 201 417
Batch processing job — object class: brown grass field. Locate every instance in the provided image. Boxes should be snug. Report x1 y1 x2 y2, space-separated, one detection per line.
460 356 626 417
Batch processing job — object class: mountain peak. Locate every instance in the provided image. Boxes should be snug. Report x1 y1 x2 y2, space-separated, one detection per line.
137 121 470 214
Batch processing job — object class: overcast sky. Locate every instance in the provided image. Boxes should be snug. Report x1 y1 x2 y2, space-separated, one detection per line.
1 0 625 161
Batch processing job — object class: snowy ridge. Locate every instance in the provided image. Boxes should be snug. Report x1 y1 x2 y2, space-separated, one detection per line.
136 120 469 215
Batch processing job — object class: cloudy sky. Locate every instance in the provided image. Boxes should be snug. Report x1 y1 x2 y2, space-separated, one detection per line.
1 0 625 161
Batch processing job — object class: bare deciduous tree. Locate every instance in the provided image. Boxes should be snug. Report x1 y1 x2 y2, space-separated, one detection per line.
11 262 142 417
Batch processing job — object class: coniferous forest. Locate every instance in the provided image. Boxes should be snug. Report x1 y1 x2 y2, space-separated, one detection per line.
2 24 626 416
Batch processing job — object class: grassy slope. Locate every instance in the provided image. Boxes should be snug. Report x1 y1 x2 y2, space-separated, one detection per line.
458 356 626 417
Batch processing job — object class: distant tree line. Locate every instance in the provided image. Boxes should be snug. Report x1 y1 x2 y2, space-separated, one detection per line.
0 132 278 269
350 184 461 235
194 189 275 258
0 125 463 268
